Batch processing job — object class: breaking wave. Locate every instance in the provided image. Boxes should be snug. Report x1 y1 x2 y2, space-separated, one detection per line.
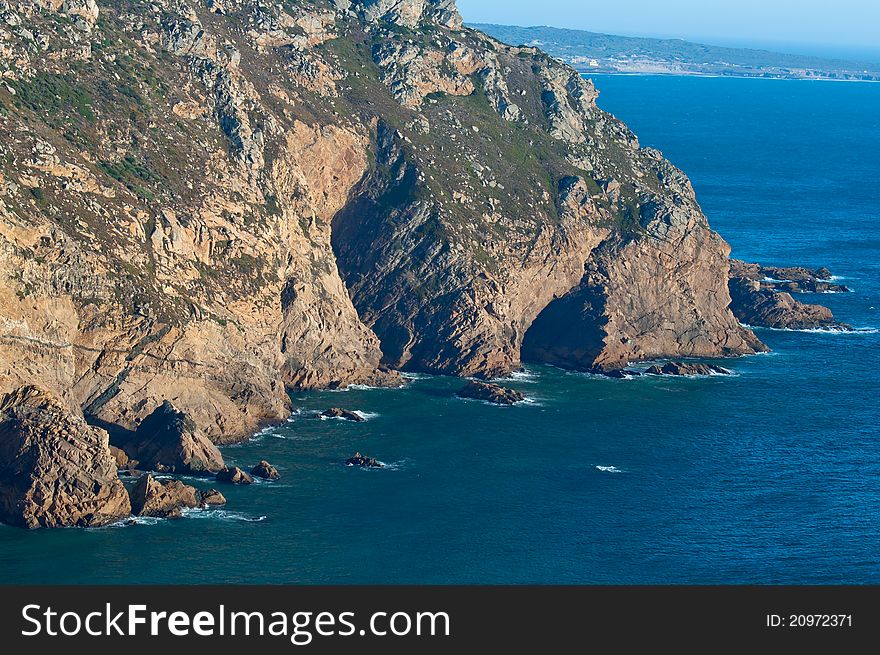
745 324 878 334
180 508 268 522
494 369 538 384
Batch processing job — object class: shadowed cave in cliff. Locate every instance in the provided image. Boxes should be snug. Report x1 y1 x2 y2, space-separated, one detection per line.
520 282 610 372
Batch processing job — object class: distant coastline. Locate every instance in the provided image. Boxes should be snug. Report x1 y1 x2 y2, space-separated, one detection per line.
472 23 880 83
588 72 880 83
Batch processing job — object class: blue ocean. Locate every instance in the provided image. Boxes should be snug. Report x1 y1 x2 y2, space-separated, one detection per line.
2 76 878 584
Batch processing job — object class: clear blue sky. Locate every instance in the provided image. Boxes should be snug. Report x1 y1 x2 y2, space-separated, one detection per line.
457 0 880 61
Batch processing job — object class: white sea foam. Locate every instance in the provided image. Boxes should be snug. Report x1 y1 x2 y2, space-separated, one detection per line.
284 408 308 423
457 396 539 407
346 459 397 470
319 409 378 421
180 508 268 522
108 516 163 528
596 466 624 474
399 372 433 380
493 369 538 384
746 324 878 334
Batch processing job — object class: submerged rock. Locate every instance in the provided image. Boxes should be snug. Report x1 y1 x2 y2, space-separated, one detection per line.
199 489 227 507
456 381 525 405
644 362 731 377
251 460 280 480
345 452 384 469
0 386 131 529
128 474 200 518
320 408 366 422
216 466 254 485
122 401 225 475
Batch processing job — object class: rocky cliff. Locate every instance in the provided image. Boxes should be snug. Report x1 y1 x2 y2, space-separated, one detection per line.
0 385 130 528
0 0 765 442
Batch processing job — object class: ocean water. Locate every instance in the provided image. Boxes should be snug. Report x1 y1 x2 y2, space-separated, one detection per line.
2 77 878 585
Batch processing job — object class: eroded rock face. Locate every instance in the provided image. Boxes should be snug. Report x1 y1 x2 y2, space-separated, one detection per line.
129 473 200 518
456 381 525 405
0 386 130 528
1 0 767 440
353 0 463 29
123 401 225 475
522 180 767 372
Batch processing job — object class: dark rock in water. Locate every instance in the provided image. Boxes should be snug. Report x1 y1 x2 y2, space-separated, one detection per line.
729 260 850 294
199 489 227 507
645 362 731 377
122 401 225 475
321 408 366 422
251 460 280 480
129 474 200 518
346 452 384 469
0 386 131 529
728 277 852 331
602 369 642 379
216 466 254 485
771 280 849 294
456 381 525 405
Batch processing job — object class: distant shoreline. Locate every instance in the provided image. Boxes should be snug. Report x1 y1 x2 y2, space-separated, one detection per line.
473 24 880 85
582 71 880 83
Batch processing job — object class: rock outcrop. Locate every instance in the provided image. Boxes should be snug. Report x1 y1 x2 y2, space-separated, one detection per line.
199 488 227 507
645 362 731 377
602 370 642 379
345 452 384 468
251 460 280 480
729 278 851 331
320 408 366 422
0 0 769 443
0 386 130 528
120 401 225 475
456 381 525 405
730 260 850 294
216 466 254 485
129 473 200 519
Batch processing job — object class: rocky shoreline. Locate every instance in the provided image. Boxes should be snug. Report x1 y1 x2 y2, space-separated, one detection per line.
0 385 288 528
0 1 854 529
728 260 852 331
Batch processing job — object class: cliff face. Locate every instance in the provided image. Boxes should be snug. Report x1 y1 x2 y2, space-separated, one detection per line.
0 385 131 528
0 0 763 440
